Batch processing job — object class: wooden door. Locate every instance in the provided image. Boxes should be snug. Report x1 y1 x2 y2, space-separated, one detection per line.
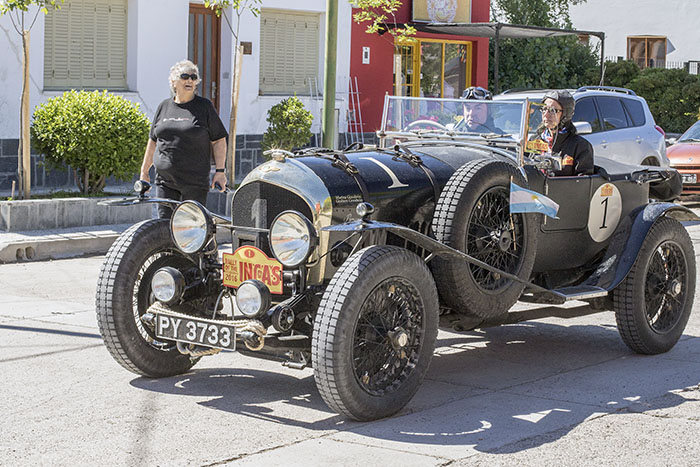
188 4 221 110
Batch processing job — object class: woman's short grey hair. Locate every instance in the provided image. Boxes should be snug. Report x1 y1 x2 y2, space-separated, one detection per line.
169 60 201 94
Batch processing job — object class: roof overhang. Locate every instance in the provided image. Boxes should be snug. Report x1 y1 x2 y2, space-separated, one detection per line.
411 22 604 40
383 22 606 93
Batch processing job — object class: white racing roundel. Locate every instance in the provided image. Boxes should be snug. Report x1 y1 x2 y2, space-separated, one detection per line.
587 183 622 242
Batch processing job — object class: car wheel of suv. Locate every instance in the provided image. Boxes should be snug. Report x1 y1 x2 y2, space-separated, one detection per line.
613 217 695 354
312 246 439 421
641 157 659 166
96 219 200 377
432 159 538 319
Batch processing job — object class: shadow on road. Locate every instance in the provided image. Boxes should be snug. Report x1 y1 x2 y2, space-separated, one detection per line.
130 368 345 429
127 319 700 453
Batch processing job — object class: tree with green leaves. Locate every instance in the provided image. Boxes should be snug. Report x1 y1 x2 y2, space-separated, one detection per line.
203 0 261 185
490 0 598 91
0 0 64 199
261 96 313 153
351 0 415 39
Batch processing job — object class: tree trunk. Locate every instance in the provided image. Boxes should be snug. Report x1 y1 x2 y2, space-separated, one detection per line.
226 44 243 188
19 30 31 199
83 168 89 195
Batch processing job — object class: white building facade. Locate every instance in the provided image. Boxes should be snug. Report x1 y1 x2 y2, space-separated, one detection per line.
570 0 700 71
0 0 353 190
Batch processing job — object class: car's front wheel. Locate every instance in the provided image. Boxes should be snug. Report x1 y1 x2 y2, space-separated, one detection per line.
96 219 200 377
312 246 439 421
613 217 696 354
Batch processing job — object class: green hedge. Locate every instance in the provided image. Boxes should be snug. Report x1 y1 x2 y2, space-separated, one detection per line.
31 90 150 194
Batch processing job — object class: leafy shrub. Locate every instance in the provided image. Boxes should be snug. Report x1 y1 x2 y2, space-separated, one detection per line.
601 60 641 88
492 36 599 91
31 90 150 194
627 68 700 133
261 96 313 154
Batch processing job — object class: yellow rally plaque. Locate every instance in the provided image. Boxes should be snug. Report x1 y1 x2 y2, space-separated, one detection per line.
223 246 283 294
526 139 550 153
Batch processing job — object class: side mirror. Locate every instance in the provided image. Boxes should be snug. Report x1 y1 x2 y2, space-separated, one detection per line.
573 121 593 135
445 123 455 131
665 137 677 146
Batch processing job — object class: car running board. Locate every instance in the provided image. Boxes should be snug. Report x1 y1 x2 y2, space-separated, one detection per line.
521 285 608 305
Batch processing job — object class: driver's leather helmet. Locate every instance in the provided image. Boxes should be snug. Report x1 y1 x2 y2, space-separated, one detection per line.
461 86 493 100
542 90 575 124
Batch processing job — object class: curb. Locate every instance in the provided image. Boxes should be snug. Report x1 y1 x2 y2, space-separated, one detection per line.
0 223 234 264
0 224 130 264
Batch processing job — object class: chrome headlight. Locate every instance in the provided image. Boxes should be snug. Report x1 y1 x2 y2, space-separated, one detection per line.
151 267 185 305
269 211 318 268
235 279 271 318
171 201 213 254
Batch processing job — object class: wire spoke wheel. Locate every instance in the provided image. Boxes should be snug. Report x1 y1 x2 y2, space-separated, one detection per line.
353 278 424 396
313 246 439 421
466 186 525 291
614 217 696 355
644 241 686 334
432 159 538 319
96 219 200 377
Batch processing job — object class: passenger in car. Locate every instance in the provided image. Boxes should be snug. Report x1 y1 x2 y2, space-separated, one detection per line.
534 90 594 176
458 86 504 134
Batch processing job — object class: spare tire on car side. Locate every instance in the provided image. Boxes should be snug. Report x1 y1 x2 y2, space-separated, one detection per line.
432 159 539 319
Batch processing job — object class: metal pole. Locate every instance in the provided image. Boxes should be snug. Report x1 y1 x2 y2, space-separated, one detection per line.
322 0 338 149
599 33 606 85
494 24 501 94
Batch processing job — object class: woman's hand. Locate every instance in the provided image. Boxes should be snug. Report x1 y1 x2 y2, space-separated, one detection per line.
211 171 227 191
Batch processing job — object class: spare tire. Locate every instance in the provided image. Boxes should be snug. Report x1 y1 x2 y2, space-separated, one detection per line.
432 159 539 318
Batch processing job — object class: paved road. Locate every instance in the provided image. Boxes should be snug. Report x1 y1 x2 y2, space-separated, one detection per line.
1 217 700 466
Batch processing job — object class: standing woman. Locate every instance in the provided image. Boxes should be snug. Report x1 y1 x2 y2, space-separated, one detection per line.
139 60 228 218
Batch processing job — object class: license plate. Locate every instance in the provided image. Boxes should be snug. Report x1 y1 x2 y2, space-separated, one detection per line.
154 312 236 351
681 173 697 184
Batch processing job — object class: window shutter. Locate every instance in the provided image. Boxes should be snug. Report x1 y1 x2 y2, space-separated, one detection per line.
43 1 71 87
259 9 320 95
44 0 127 90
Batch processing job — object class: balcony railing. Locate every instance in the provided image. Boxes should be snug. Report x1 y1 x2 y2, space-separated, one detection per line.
605 56 700 74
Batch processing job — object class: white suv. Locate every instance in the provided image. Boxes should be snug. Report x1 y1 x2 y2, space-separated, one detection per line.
495 86 669 167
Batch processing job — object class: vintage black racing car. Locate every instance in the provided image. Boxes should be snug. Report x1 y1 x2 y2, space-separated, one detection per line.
96 96 698 421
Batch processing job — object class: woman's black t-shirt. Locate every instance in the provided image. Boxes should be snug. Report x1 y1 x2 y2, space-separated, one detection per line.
150 95 228 188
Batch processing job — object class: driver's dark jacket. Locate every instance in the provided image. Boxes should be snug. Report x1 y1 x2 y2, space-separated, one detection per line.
534 125 594 176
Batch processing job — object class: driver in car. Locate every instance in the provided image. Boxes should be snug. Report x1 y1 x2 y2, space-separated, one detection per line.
458 86 503 134
532 90 594 176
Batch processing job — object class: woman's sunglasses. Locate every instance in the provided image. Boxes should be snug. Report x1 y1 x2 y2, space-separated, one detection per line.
180 73 199 81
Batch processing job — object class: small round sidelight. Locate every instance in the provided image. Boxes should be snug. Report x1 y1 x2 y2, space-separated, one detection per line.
356 202 375 218
235 279 272 318
151 267 186 305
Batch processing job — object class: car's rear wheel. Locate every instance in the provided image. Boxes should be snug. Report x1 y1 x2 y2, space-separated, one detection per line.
613 217 695 354
432 159 538 318
312 246 439 421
